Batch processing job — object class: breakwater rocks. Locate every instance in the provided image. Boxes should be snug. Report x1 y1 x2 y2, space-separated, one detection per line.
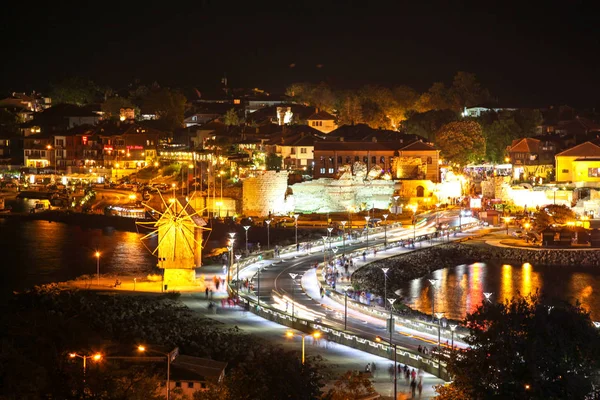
352 242 600 295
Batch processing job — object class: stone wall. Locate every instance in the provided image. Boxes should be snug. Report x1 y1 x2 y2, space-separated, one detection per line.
242 171 293 216
291 178 396 213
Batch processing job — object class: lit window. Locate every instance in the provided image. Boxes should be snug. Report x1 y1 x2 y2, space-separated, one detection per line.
328 168 334 174
320 168 325 174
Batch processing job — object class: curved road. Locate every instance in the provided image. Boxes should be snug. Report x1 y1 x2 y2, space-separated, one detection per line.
248 210 476 355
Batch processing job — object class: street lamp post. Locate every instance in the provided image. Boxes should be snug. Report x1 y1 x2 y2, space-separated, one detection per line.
243 225 250 253
94 251 100 286
256 265 262 307
341 221 347 253
428 279 438 322
327 227 333 250
364 216 370 251
381 267 389 310
265 219 271 250
235 254 241 292
289 273 297 319
387 298 396 344
375 336 397 400
286 331 321 364
322 236 328 265
449 324 457 351
294 214 300 252
383 213 388 248
138 346 176 400
435 312 444 376
69 352 102 386
227 233 236 284
344 289 348 330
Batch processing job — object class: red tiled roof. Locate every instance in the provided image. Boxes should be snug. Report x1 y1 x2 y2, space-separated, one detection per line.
555 141 600 158
509 138 540 153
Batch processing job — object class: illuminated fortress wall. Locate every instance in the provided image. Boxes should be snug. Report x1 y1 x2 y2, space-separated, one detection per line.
291 178 396 213
242 171 294 216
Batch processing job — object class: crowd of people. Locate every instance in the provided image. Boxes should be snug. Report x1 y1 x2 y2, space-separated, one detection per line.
364 361 425 398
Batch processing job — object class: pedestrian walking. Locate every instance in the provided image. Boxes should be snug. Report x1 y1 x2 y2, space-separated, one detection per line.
411 368 416 381
410 379 417 398
371 361 377 375
365 363 371 373
388 364 394 381
417 380 423 397
205 287 209 299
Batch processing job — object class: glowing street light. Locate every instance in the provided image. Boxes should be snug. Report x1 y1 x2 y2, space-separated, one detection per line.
286 330 321 364
289 273 298 319
484 292 493 303
265 219 271 250
94 251 100 286
387 298 396 344
69 352 102 385
381 267 389 310
327 227 333 250
138 346 177 400
449 324 457 350
243 225 250 253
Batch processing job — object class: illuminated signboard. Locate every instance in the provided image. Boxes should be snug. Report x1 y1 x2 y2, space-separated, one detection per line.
104 146 113 151
126 145 144 150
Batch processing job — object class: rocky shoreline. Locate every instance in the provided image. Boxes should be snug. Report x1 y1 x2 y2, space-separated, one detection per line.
352 241 600 316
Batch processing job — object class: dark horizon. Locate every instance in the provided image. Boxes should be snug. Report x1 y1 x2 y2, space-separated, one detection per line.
1 1 599 109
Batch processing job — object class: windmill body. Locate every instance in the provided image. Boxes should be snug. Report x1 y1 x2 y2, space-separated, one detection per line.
138 194 208 286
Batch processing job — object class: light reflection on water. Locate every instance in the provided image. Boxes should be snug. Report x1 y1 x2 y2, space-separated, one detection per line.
0 219 157 292
398 261 600 321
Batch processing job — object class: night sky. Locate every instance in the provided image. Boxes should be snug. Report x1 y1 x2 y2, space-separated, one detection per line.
1 1 599 108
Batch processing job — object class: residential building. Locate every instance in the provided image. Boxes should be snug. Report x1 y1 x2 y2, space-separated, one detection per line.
555 141 600 183
507 137 557 181
23 134 53 168
266 125 324 170
21 104 101 136
169 355 227 397
99 122 161 169
507 137 557 165
313 139 439 181
183 113 221 127
307 111 337 134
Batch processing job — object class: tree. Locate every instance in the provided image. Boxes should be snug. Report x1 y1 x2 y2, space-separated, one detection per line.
224 108 241 127
402 109 458 141
101 97 139 120
322 370 375 400
49 77 98 106
141 88 187 132
438 293 600 400
532 204 576 231
285 82 335 112
448 71 492 110
514 109 543 136
222 348 325 400
483 116 521 163
436 121 485 165
336 91 362 126
265 153 282 170
416 82 452 111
